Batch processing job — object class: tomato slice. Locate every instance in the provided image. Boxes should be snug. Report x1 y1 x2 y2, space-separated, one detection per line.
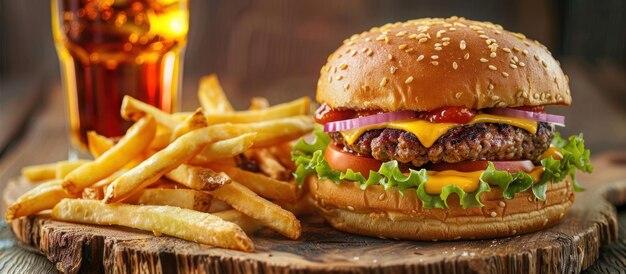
429 160 535 173
324 144 382 176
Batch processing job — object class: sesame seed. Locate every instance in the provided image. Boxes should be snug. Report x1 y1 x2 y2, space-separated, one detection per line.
366 49 373 56
434 43 442 47
497 102 507 107
361 47 369 53
534 55 540 61
380 77 388 87
522 49 529 56
333 67 337 73
513 47 521 52
480 58 488 63
395 31 407 37
405 76 414 84
388 53 393 60
498 201 506 207
350 50 357 56
477 30 485 34
541 60 547 67
455 92 462 98
452 62 458 70
336 75 343 80
490 211 497 217
398 44 408 50
490 52 497 58
408 34 418 39
442 37 450 41
513 56 519 62
365 37 372 42
479 34 489 39
501 72 509 77
418 37 428 43
328 76 332 83
442 41 450 46
378 193 386 200
431 61 439 66
524 41 531 46
464 53 470 60
488 65 497 71
434 47 442 51
489 85 496 92
347 205 355 211
390 66 397 74
502 47 511 53
516 91 523 98
339 63 348 70
510 64 518 69
417 55 425 61
431 55 439 60
344 83 350 90
533 93 539 99
436 30 446 38
486 40 493 45
518 62 526 67
460 40 466 50
449 27 456 31
543 218 548 226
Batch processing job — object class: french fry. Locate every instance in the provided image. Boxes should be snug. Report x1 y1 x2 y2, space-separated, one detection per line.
208 164 297 203
82 187 104 200
55 160 91 179
103 123 246 203
63 116 157 194
6 179 77 221
22 160 90 182
273 196 317 217
22 163 57 182
190 133 256 165
170 108 207 141
268 143 297 170
249 148 290 180
205 97 310 125
207 199 232 212
165 164 230 191
134 188 213 212
214 210 263 235
198 74 234 113
87 131 114 158
249 97 269 110
149 126 172 150
209 182 301 239
52 199 254 252
217 116 314 148
121 95 179 130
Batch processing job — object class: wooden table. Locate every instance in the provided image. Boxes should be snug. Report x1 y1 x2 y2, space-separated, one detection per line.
1 62 625 273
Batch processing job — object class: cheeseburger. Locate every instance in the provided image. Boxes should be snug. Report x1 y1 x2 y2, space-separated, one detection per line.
292 17 593 240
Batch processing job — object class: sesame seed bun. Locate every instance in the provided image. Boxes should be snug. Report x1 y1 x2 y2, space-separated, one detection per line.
316 17 571 111
309 176 574 240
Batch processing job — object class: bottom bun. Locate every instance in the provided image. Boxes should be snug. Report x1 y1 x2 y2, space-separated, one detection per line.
308 177 575 240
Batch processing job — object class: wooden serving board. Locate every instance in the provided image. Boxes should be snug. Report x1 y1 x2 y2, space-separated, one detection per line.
4 152 626 274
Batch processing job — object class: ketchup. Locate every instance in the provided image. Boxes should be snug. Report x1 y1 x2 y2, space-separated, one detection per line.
419 107 477 124
314 104 477 124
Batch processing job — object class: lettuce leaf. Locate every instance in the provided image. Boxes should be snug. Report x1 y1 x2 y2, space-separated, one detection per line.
291 128 592 208
532 133 594 199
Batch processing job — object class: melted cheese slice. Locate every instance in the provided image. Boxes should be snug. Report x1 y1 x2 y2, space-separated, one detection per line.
425 170 484 194
340 114 538 148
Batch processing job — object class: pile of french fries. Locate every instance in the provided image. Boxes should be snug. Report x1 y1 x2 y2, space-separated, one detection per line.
7 74 315 252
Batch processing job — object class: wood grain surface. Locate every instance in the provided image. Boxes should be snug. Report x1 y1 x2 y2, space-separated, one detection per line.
3 152 626 274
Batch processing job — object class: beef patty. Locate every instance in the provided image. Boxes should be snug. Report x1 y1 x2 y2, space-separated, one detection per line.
328 122 553 167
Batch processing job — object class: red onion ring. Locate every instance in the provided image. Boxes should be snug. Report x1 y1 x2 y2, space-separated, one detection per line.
324 111 417 132
484 108 565 127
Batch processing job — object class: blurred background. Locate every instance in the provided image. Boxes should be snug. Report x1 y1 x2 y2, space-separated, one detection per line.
1 0 625 154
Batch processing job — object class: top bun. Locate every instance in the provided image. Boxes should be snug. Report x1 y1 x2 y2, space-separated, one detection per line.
316 17 571 111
